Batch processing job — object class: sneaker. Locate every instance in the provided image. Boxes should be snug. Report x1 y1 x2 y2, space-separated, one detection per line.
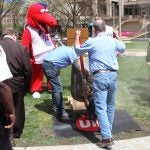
32 92 41 99
97 138 114 148
61 111 69 120
56 110 69 120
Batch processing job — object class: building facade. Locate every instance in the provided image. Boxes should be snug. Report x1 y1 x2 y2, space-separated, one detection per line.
123 0 150 18
2 12 14 27
97 0 150 19
2 0 150 29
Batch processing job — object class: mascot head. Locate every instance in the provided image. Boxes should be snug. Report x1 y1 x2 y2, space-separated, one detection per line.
26 3 57 33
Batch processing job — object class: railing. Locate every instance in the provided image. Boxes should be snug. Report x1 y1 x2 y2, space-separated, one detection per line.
124 0 150 5
124 0 150 2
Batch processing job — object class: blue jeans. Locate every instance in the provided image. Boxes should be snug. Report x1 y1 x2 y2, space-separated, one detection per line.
93 72 117 140
42 60 64 112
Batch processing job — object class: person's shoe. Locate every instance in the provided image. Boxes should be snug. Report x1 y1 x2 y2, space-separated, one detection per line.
13 127 22 139
97 138 114 148
32 92 41 99
61 111 69 120
56 110 69 120
13 133 21 139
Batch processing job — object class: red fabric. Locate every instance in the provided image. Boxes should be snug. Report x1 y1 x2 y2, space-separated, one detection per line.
51 37 57 48
21 28 32 53
47 81 51 90
21 3 56 93
79 56 85 75
30 64 51 92
121 31 137 37
22 28 52 92
30 64 43 93
76 115 99 132
26 3 57 33
21 28 35 64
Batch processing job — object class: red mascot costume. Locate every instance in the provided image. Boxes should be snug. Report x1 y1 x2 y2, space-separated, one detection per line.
22 3 57 98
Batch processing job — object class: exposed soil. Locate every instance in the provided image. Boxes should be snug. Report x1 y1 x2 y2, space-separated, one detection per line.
113 119 150 141
50 119 150 146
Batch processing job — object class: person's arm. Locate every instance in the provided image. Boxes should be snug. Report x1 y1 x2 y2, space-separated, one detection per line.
113 30 126 54
113 30 123 42
74 30 92 55
0 82 15 128
75 30 81 47
21 28 35 64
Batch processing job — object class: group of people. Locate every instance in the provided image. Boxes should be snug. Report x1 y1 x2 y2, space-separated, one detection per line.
0 28 32 150
0 2 126 150
0 43 15 150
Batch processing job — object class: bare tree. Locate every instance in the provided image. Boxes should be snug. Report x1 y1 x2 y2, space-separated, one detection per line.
0 0 19 35
17 0 98 35
49 0 97 32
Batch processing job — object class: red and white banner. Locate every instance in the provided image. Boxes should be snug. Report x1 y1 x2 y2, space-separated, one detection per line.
75 115 100 132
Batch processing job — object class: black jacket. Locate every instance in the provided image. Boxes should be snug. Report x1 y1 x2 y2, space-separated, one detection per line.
0 37 32 93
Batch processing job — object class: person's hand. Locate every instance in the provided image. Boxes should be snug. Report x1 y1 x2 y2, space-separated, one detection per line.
75 30 81 46
113 29 123 42
4 113 15 129
75 30 81 37
113 30 119 38
116 51 121 56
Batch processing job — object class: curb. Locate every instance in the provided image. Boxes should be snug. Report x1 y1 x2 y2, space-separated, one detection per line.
13 136 150 150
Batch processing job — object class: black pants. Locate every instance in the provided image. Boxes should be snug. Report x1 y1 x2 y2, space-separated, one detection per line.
0 136 12 150
0 106 12 150
13 90 25 137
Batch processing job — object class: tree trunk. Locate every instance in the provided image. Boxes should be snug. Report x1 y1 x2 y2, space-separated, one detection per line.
0 19 2 36
73 0 77 27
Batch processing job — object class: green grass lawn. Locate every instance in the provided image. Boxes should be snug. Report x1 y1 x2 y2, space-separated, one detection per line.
14 56 150 146
117 56 150 120
125 41 149 50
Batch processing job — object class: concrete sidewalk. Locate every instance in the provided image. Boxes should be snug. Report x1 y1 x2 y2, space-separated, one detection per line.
121 51 147 57
13 136 150 150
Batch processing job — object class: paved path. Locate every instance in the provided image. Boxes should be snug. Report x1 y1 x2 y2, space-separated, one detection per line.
13 136 150 150
121 51 147 57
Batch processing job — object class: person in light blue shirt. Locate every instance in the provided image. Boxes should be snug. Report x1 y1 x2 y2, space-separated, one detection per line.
42 45 78 120
74 18 126 148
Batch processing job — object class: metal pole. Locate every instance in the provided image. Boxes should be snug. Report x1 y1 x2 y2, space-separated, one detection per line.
119 0 122 37
113 3 115 28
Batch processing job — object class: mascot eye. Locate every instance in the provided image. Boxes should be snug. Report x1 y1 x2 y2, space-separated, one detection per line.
40 9 49 13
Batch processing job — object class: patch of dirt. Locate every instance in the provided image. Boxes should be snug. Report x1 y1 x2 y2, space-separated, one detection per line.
52 119 150 145
113 119 150 141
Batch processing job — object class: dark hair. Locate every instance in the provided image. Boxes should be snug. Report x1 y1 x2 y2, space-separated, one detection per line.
93 20 106 32
2 28 17 37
